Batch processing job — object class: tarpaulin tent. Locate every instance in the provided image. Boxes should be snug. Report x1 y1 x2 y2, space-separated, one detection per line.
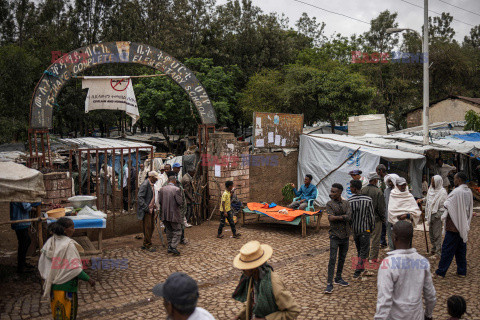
0 162 46 202
298 134 425 206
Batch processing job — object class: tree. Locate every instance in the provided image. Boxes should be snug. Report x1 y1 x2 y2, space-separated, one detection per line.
363 10 399 53
464 25 480 49
465 110 480 132
0 44 41 142
295 12 326 47
428 12 455 43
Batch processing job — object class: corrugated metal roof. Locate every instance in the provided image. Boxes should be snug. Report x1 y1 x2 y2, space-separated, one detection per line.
60 137 153 150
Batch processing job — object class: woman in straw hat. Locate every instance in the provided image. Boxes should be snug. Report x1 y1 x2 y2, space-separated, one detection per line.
232 241 300 320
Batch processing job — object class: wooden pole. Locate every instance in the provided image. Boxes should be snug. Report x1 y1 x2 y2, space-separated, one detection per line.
87 150 91 195
46 133 52 168
0 217 47 226
78 151 82 195
120 149 124 212
40 133 46 168
95 150 100 208
104 150 108 212
135 149 139 213
36 206 43 249
127 149 131 213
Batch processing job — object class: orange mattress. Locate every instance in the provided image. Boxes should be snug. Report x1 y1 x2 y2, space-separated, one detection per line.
247 202 317 222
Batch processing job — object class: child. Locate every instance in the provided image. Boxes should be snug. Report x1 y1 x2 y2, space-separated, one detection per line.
447 295 467 320
38 217 95 320
217 181 241 239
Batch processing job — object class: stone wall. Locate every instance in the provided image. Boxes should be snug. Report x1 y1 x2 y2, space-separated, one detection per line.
206 132 249 215
42 172 72 210
249 151 298 205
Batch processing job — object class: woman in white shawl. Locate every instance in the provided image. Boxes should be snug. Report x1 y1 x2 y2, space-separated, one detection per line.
384 174 400 250
38 217 95 320
418 175 447 257
388 177 422 226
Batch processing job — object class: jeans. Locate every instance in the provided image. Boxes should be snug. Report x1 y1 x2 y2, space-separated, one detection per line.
122 187 129 211
185 204 193 222
327 236 349 284
436 231 467 277
15 228 31 272
380 222 387 246
164 221 182 249
353 233 370 274
218 210 237 236
288 200 308 210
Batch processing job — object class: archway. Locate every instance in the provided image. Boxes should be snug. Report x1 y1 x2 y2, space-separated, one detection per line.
29 41 217 129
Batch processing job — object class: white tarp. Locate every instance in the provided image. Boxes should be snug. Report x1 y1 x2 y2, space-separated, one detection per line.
0 162 46 202
82 76 140 125
298 134 425 206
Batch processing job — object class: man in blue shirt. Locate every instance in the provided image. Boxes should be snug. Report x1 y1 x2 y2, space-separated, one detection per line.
10 202 41 273
288 174 317 210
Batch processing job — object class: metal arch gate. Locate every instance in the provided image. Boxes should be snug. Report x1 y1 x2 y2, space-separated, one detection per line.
28 41 217 167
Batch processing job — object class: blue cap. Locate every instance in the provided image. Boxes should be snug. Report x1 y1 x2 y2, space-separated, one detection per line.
172 163 182 168
152 272 199 306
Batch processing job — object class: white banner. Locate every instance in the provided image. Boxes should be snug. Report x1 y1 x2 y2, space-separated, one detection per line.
82 76 140 125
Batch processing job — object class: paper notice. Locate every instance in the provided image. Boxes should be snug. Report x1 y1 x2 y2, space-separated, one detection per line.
275 135 281 146
281 138 286 146
255 129 263 136
256 117 261 128
256 139 265 147
214 165 221 177
268 132 274 143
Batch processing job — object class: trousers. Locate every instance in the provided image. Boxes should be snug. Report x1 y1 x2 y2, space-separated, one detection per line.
15 228 31 272
436 231 467 277
142 211 155 248
218 210 237 236
429 212 443 255
327 236 349 284
288 200 308 210
353 232 370 273
369 219 382 260
164 221 182 249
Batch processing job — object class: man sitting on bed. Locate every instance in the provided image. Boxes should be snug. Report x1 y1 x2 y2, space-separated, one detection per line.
288 174 317 210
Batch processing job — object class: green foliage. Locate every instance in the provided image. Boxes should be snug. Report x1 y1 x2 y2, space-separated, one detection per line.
465 110 480 132
0 2 479 144
281 183 295 203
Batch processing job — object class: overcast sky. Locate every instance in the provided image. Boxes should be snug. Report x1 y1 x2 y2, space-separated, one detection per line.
216 0 479 43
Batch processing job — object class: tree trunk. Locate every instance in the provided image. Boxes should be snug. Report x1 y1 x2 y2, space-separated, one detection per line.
330 118 335 133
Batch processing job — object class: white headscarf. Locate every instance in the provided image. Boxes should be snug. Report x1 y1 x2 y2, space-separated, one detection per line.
384 174 400 187
425 175 447 223
388 182 422 225
38 234 84 300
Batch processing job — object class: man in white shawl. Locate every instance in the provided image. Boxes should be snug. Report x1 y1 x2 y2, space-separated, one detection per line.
388 177 422 227
435 172 473 278
38 217 95 319
417 175 447 258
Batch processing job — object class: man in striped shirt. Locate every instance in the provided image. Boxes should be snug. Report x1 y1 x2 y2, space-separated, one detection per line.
349 179 375 279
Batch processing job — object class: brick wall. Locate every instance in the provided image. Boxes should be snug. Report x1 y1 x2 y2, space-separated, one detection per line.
207 132 249 216
42 172 72 210
249 151 298 205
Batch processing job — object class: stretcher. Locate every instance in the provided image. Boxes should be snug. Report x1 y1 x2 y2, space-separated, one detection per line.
242 202 323 237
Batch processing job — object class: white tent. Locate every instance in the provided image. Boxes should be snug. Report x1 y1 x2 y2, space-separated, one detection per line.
298 134 425 206
0 162 46 202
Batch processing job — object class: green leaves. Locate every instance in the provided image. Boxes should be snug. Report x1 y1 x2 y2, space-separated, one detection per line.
465 110 480 132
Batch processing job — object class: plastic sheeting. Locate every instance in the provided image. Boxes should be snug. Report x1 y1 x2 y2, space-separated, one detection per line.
298 134 425 206
0 162 46 202
453 132 480 142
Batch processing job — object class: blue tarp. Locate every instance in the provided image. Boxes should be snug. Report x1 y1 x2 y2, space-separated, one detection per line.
452 133 480 142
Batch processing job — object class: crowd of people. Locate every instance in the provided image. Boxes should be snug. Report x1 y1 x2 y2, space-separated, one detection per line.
287 162 472 319
7 157 473 320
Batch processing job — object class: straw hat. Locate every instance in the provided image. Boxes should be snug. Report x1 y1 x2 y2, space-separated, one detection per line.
233 241 273 270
